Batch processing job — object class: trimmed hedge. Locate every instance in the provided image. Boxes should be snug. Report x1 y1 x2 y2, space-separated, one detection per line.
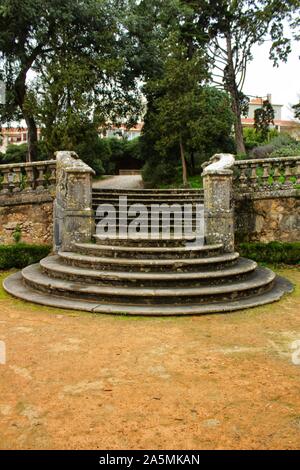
239 242 300 265
0 244 51 269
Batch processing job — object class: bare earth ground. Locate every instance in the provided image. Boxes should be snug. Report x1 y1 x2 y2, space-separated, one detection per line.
0 267 299 450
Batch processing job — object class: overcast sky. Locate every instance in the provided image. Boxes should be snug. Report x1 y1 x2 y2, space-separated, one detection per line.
243 39 300 120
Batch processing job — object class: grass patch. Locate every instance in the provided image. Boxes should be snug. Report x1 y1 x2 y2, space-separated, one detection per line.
159 175 203 189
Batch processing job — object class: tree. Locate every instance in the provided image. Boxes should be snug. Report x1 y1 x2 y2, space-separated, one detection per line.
254 99 275 141
206 0 279 154
0 0 141 162
292 101 300 120
142 27 210 186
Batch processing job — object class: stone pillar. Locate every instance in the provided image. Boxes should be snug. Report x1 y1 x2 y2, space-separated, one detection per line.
203 154 235 253
53 151 95 252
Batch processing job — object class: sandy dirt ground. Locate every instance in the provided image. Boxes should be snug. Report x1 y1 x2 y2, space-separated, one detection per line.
0 267 299 450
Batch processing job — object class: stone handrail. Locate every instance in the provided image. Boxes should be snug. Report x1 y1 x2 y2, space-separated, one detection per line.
234 156 300 193
0 160 56 193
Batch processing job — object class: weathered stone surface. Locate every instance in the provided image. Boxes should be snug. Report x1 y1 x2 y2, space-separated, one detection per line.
235 195 300 242
53 151 95 252
203 154 235 252
0 202 53 244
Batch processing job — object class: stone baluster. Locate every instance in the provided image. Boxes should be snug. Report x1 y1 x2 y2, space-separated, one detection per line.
48 163 56 189
234 156 300 192
238 163 248 190
272 162 282 186
259 162 270 188
24 165 35 191
249 163 258 190
12 167 22 192
36 164 46 190
284 161 293 187
0 168 10 193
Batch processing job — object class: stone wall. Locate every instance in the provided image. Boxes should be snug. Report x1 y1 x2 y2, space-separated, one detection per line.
235 193 300 243
0 192 54 245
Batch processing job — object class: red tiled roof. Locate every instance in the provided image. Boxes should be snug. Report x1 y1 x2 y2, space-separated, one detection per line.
241 118 300 127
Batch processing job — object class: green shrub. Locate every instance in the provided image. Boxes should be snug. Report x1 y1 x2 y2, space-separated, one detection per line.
12 224 22 244
250 133 300 159
239 241 300 265
0 244 51 269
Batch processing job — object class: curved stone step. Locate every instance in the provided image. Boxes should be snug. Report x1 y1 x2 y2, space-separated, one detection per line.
94 234 201 247
59 251 241 272
22 263 276 305
3 271 292 316
74 242 225 259
41 256 257 287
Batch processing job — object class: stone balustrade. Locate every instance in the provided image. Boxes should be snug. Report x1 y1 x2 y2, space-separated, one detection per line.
234 156 300 195
0 160 56 194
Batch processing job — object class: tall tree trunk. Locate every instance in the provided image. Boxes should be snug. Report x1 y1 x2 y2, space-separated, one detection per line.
23 113 38 162
225 32 246 155
15 66 38 162
190 151 195 175
179 137 188 187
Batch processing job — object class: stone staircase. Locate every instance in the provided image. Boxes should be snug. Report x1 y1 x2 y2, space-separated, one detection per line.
3 188 293 316
92 188 204 232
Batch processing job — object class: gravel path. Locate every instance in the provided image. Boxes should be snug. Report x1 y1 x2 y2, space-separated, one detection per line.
93 175 143 190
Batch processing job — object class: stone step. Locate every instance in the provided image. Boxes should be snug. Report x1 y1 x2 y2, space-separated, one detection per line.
4 271 293 315
93 234 203 247
92 189 204 195
92 194 204 199
73 242 225 259
92 201 203 207
22 263 276 305
94 217 201 225
92 197 204 205
60 250 238 272
40 256 257 288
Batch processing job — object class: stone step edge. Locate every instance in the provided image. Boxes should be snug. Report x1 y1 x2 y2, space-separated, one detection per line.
3 272 293 316
60 251 239 266
94 234 199 241
44 256 257 281
92 189 204 193
74 242 225 254
22 264 276 298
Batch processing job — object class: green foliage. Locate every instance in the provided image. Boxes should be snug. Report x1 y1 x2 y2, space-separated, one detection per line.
0 141 53 164
243 127 279 154
250 133 300 159
293 101 300 119
2 144 28 163
12 225 22 244
0 244 51 269
239 242 300 265
270 145 300 157
142 84 235 187
0 0 143 161
254 100 275 141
